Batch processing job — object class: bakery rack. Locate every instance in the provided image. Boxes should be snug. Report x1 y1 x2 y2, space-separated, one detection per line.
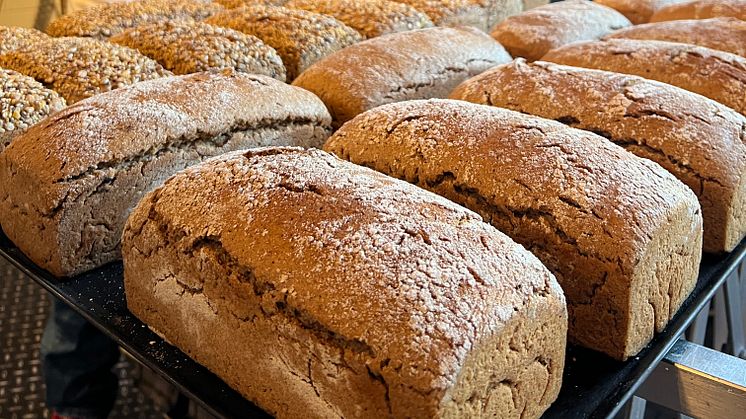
1 229 744 419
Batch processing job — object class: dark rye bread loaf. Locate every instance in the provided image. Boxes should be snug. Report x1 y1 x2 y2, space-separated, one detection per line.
490 0 631 61
651 0 746 21
595 0 689 23
325 99 702 359
0 71 332 277
543 39 746 117
605 17 746 58
450 59 746 253
292 26 511 127
391 0 522 31
122 147 568 418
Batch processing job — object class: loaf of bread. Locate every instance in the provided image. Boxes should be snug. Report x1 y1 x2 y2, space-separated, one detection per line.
595 0 689 23
0 69 66 153
292 26 511 127
215 0 288 7
206 5 362 80
122 146 568 418
451 59 746 253
109 21 286 81
391 0 522 31
0 26 49 55
522 0 550 10
45 0 223 39
543 39 746 117
0 71 332 277
490 0 631 61
605 17 746 58
0 37 171 103
651 0 746 21
325 99 702 359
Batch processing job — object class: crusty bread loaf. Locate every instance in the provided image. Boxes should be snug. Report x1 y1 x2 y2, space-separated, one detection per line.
522 0 549 10
122 146 568 418
490 0 631 61
651 0 746 21
292 26 511 127
605 17 746 58
0 26 49 55
0 71 332 277
0 37 171 103
451 59 746 253
595 0 689 23
109 21 286 81
543 39 746 117
205 5 362 80
388 0 521 32
45 0 223 39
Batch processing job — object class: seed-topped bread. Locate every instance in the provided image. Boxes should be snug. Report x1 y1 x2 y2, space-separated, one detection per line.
389 0 522 32
215 0 288 7
651 0 746 22
595 0 690 23
0 26 49 56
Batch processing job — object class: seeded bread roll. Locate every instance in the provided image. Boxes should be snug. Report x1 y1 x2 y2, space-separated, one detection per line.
325 99 702 359
451 59 746 253
122 146 568 418
0 26 49 56
651 0 746 21
0 37 171 104
206 5 362 81
543 39 746 117
0 71 332 277
109 21 286 81
284 0 433 39
491 0 631 61
390 0 522 31
605 17 746 57
292 26 511 127
215 0 288 7
595 0 689 23
0 69 66 153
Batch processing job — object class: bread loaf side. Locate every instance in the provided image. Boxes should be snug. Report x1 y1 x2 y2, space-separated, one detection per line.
651 0 746 22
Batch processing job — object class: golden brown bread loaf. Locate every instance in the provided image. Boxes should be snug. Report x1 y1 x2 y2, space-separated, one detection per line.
651 0 746 21
542 39 746 117
604 17 746 58
451 59 746 253
0 26 49 55
292 26 511 127
490 0 631 61
122 146 568 418
392 0 522 31
0 71 332 277
325 99 702 359
595 0 689 23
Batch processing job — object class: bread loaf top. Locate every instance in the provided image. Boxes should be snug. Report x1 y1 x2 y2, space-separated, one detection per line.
651 0 746 21
0 26 48 55
595 0 689 24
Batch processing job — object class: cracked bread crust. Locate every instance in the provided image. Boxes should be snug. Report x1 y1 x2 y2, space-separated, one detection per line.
595 0 689 23
451 59 746 253
542 39 746 117
324 99 702 359
291 26 511 128
650 0 746 22
490 0 631 61
122 147 567 418
0 71 332 277
604 17 746 58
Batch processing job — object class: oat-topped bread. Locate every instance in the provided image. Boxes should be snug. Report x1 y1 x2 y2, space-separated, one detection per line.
293 26 511 127
0 26 49 56
0 37 171 104
284 0 432 39
109 21 286 81
605 17 746 57
45 0 223 39
390 0 522 32
122 147 568 418
0 69 66 153
651 0 746 21
595 0 690 23
215 0 288 7
0 71 332 277
543 39 746 117
491 0 631 61
451 59 746 253
206 5 362 81
325 99 702 359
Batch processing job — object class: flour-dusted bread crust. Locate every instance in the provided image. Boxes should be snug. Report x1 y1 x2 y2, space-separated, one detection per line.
0 71 332 277
391 0 522 31
292 26 511 127
451 59 746 253
122 147 567 418
490 0 631 61
651 0 746 21
595 0 689 23
543 39 746 117
325 99 702 359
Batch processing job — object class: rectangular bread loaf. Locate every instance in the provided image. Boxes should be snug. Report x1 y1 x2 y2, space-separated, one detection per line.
122 147 568 418
595 0 689 23
451 59 746 253
325 99 702 359
0 71 332 277
650 0 746 21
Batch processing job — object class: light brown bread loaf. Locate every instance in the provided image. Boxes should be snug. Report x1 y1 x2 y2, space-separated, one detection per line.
391 0 522 31
451 59 746 253
595 0 689 23
292 26 511 127
543 39 746 117
0 71 332 277
651 0 746 21
490 0 631 61
122 146 568 418
205 5 362 80
522 0 549 10
605 17 746 58
0 26 49 56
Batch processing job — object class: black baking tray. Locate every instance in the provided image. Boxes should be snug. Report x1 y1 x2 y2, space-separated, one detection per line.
2 229 744 419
